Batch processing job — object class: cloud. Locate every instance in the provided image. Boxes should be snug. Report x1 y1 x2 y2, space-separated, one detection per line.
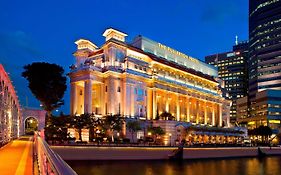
0 30 42 60
200 1 238 23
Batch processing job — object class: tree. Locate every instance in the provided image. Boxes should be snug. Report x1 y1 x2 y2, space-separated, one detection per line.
102 114 124 142
147 126 165 144
159 111 175 121
257 125 272 143
22 62 67 126
127 120 141 143
71 113 93 142
45 114 72 143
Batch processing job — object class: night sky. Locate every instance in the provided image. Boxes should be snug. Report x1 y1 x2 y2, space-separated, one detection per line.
0 0 248 113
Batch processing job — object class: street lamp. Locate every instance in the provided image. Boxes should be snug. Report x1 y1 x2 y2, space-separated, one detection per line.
169 133 172 146
96 130 101 145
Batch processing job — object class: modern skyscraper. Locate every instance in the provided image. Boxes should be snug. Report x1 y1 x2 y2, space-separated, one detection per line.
237 0 281 131
205 42 249 124
249 0 281 101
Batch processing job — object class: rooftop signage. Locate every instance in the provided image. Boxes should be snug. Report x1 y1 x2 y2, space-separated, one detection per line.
157 43 199 63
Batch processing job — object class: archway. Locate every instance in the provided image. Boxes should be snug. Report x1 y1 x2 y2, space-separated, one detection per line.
24 117 39 135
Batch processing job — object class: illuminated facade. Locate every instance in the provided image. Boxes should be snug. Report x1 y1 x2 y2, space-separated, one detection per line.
0 64 21 146
69 28 235 142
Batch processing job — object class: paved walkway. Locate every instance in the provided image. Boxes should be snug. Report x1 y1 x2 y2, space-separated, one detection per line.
0 136 33 175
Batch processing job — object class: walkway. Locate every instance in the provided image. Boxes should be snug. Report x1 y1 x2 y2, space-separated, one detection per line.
0 136 33 175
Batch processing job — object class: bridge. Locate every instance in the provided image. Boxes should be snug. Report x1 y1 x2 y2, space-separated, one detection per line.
0 133 77 175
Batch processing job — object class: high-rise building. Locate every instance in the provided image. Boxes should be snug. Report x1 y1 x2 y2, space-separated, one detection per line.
68 28 244 144
205 42 249 124
236 0 281 131
249 0 281 100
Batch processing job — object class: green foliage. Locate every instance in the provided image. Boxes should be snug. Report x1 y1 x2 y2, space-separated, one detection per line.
102 114 124 132
45 114 72 142
72 113 94 141
159 111 175 121
147 126 165 136
102 114 124 142
248 125 273 143
22 62 67 113
127 120 142 142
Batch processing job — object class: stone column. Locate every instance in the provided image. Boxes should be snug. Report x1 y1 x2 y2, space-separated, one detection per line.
196 100 199 124
152 88 157 119
84 80 92 114
130 85 135 117
166 93 169 112
212 103 215 126
204 101 207 125
176 94 180 121
219 104 223 127
70 83 77 115
100 83 105 115
186 96 190 122
147 88 153 120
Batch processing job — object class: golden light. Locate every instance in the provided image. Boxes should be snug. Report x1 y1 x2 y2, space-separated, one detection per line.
148 132 152 136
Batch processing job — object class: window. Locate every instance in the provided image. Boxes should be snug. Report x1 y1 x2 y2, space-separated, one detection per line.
105 86 107 92
117 86 121 92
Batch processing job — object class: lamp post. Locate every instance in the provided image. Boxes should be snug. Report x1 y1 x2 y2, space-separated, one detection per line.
169 133 172 146
96 129 101 145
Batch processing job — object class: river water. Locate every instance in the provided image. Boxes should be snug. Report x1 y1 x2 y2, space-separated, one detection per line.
67 157 281 175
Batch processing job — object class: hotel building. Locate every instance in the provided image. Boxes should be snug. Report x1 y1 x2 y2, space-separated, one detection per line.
205 42 249 124
0 64 21 146
69 28 241 143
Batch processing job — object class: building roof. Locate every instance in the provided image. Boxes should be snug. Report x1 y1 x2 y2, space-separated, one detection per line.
104 38 218 83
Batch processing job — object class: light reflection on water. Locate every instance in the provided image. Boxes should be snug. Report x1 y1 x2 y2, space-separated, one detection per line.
67 157 281 175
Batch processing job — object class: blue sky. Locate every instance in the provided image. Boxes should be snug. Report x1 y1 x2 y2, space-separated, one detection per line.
0 0 248 113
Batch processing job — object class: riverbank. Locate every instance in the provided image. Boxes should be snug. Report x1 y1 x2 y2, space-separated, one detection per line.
51 146 281 160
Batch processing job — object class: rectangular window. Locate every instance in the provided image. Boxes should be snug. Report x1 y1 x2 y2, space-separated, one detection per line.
117 86 121 92
105 86 107 92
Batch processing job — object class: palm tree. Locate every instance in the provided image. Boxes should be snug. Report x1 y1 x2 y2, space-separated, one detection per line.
257 125 272 144
102 114 124 142
127 120 141 143
147 126 165 144
72 113 93 142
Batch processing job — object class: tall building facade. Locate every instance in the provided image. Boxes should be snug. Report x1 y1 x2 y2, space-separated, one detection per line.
205 42 249 124
69 28 241 143
249 0 281 101
238 0 281 130
0 64 21 146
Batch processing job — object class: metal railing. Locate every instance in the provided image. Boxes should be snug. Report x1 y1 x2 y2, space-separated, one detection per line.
34 132 77 175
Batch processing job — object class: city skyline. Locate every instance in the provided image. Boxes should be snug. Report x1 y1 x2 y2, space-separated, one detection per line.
0 0 248 112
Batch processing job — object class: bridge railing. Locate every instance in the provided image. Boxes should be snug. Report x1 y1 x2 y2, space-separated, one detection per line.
34 132 77 175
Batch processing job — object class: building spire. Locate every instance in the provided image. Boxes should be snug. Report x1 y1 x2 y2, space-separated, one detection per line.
235 35 238 45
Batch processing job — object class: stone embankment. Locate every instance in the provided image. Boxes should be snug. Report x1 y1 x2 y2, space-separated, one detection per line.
51 146 281 160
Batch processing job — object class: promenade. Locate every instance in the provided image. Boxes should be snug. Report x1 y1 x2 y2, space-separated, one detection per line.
0 136 33 175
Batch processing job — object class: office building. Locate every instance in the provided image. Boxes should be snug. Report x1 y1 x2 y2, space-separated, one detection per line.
205 42 249 124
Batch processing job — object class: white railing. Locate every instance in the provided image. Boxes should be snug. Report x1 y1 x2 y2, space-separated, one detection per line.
34 132 77 175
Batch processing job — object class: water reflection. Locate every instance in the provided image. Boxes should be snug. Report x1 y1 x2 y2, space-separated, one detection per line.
67 157 281 175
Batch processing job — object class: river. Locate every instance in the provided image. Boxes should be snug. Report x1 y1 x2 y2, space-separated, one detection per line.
67 156 281 175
